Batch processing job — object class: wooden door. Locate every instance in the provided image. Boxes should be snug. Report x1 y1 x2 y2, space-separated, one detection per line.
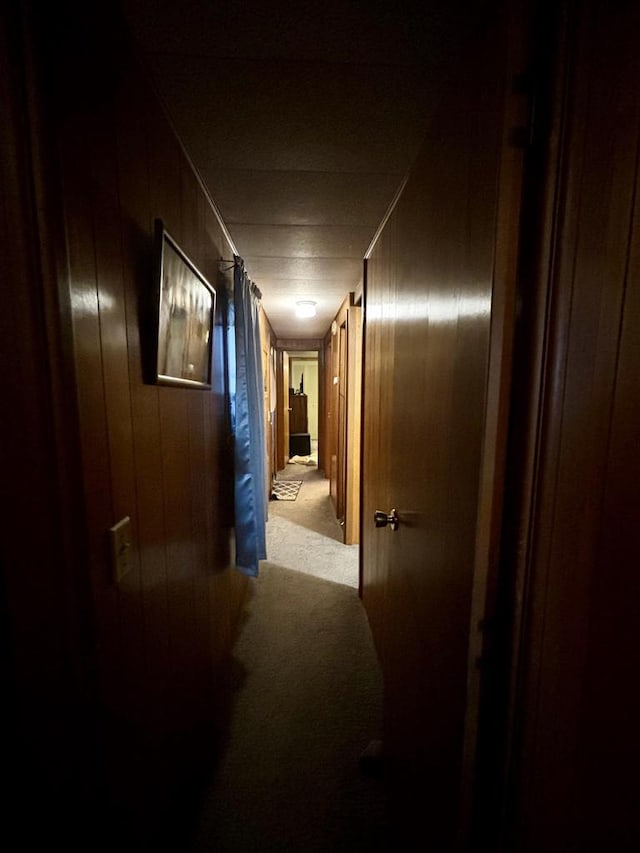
322 336 332 477
502 2 640 849
344 306 362 546
270 346 278 480
329 330 339 508
336 321 347 523
361 11 521 847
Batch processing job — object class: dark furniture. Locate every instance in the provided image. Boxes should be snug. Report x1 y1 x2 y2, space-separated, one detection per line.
290 433 311 457
289 391 308 434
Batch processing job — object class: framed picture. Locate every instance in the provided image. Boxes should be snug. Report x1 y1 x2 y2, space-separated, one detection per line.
153 219 216 388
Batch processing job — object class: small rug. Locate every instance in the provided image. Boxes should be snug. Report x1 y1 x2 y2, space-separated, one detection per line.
271 480 303 501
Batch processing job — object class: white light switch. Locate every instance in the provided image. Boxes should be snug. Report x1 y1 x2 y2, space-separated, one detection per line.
109 516 132 582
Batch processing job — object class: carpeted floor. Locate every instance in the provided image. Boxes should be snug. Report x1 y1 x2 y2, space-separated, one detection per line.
191 564 388 851
267 462 359 588
190 462 387 851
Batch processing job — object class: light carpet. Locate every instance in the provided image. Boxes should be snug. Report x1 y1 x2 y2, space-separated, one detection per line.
191 563 388 851
266 468 359 589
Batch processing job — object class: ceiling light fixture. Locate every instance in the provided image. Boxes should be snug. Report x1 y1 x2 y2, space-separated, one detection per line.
295 300 317 319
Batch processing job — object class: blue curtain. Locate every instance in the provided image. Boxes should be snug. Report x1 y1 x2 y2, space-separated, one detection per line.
228 257 267 576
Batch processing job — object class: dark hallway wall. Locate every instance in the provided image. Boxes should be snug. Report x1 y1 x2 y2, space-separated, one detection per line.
2 1 247 846
360 2 516 845
361 1 640 849
53 5 249 841
505 1 640 849
1 2 97 843
5 0 640 850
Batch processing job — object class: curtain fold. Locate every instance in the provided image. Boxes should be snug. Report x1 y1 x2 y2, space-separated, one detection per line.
228 257 267 576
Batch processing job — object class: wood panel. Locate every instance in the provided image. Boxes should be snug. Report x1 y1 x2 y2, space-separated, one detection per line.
116 68 173 749
276 349 291 470
283 352 290 464
361 8 511 846
345 306 362 545
328 293 353 516
15 1 250 844
1 3 99 843
360 244 397 642
329 332 339 505
505 1 640 849
336 321 347 521
459 0 530 843
276 349 285 471
259 307 276 492
322 333 333 476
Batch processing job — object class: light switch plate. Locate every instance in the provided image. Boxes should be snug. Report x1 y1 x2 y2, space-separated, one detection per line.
109 516 132 582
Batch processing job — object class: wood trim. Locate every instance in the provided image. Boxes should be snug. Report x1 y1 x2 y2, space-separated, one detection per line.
132 40 238 260
1 1 98 830
259 306 276 490
497 4 574 847
344 306 362 545
318 343 326 474
327 295 352 518
358 260 369 594
494 1 640 846
364 173 410 259
458 0 532 843
322 334 333 479
353 275 364 307
334 292 354 328
275 349 285 471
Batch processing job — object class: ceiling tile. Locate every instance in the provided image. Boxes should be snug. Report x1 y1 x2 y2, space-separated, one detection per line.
244 256 362 283
229 225 373 259
120 0 471 340
123 0 461 66
246 271 360 337
145 55 438 173
201 168 402 227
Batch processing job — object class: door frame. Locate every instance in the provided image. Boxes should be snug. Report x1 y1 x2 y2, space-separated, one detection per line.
275 338 323 473
462 1 574 847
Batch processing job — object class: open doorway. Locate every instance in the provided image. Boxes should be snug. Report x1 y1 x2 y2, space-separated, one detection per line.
289 351 319 463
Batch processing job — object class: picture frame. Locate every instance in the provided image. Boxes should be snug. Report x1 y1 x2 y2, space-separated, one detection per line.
153 219 216 389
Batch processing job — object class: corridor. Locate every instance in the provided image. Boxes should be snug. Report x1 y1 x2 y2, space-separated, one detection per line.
5 0 640 849
267 452 359 589
190 466 385 850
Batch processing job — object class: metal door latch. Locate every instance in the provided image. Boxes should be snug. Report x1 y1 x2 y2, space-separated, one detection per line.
374 508 399 531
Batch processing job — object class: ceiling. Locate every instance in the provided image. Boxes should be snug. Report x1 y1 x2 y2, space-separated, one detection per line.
122 0 471 338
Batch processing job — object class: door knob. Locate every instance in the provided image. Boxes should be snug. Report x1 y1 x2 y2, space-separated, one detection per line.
374 508 399 531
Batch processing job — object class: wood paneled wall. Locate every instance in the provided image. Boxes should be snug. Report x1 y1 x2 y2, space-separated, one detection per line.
1 3 98 843
259 307 277 491
360 4 514 845
2 1 248 844
505 1 640 849
324 293 362 544
321 334 332 476
345 306 362 545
